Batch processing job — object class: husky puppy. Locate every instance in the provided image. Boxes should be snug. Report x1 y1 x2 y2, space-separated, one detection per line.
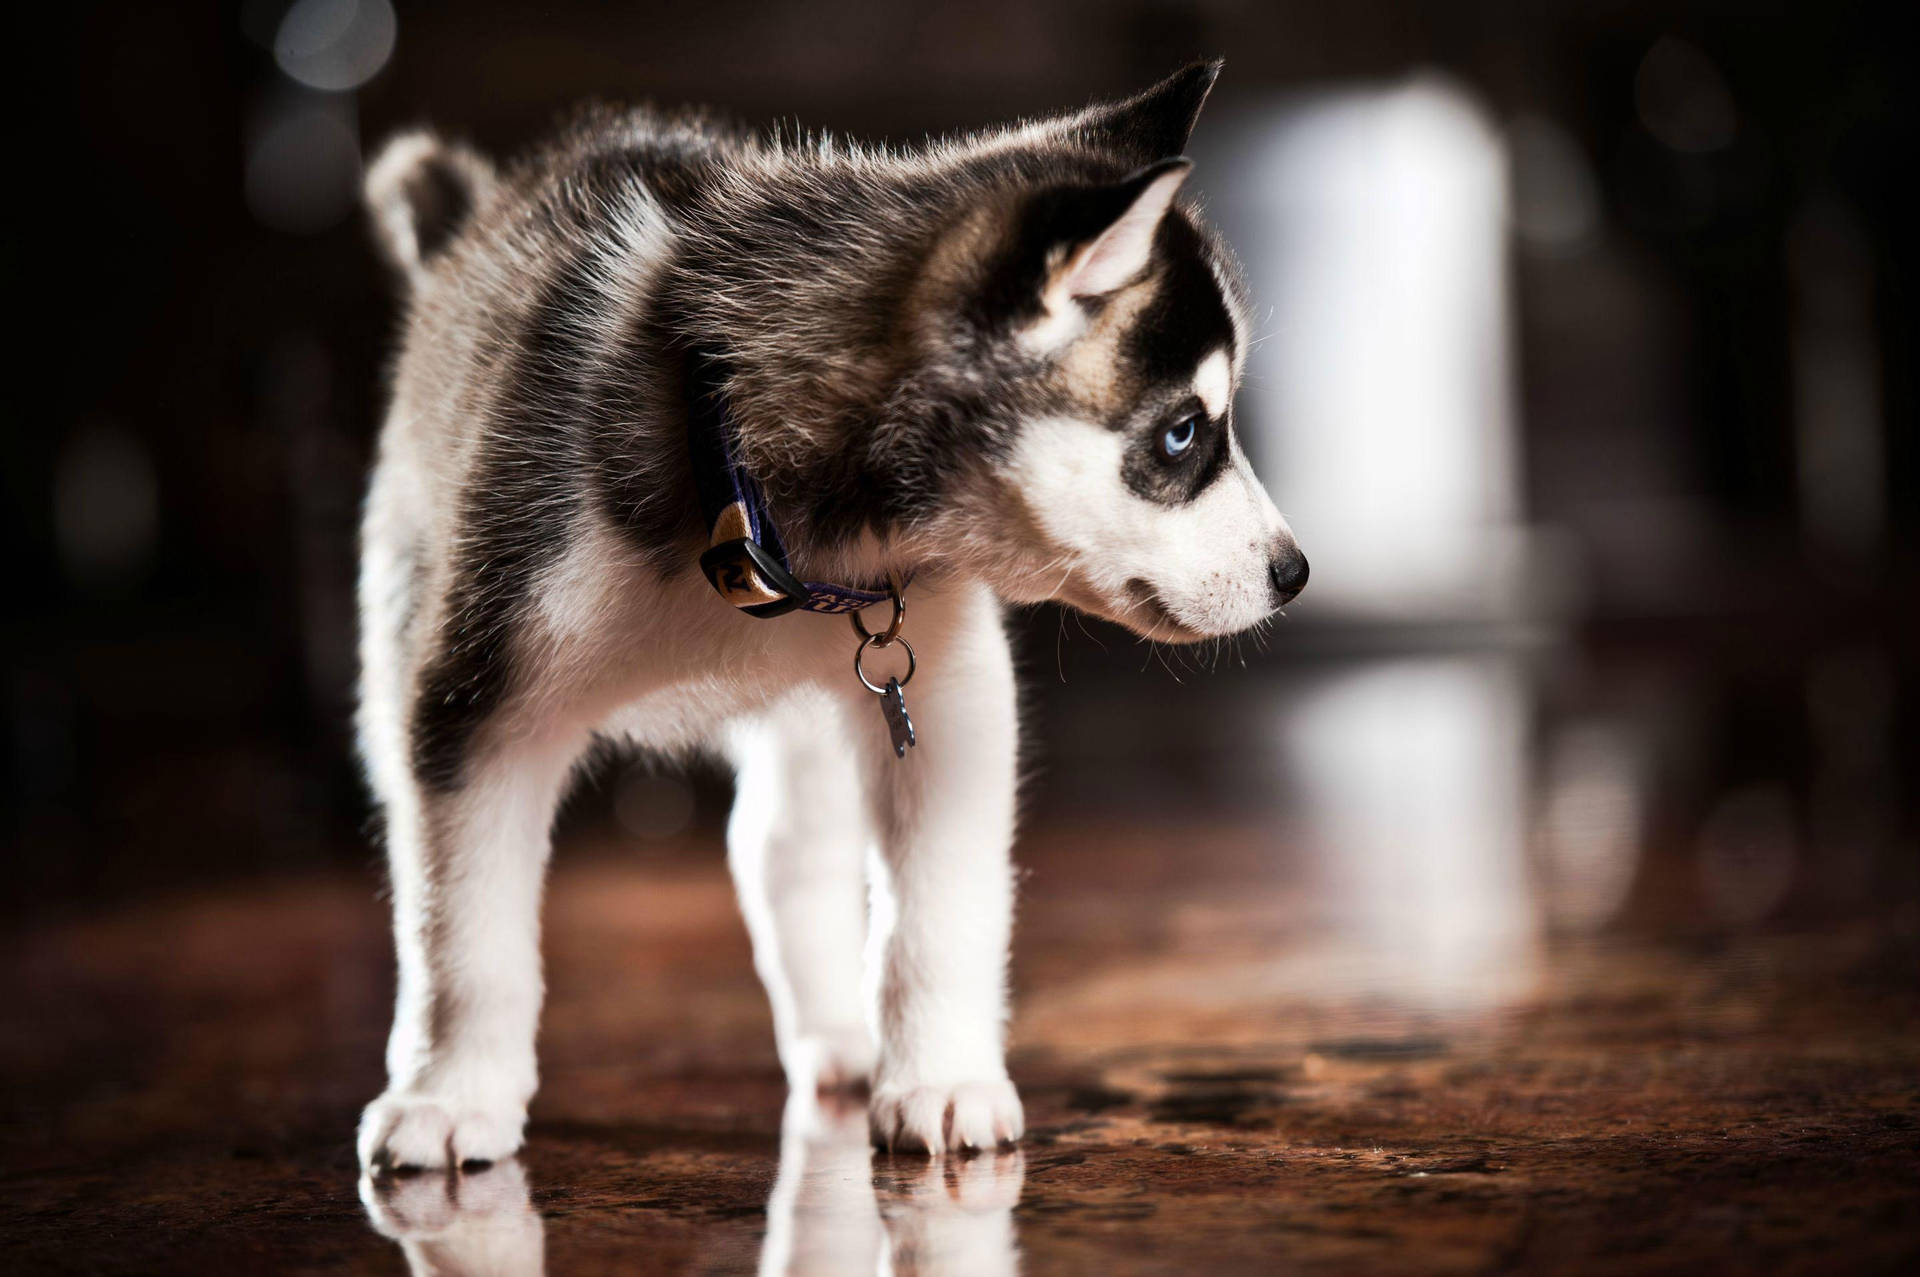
356 61 1307 1169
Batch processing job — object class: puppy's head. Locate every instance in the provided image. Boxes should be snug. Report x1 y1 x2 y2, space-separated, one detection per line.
926 63 1305 642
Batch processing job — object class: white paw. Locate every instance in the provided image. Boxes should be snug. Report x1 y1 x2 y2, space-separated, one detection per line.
783 1025 877 1094
869 1078 1024 1155
358 1091 527 1171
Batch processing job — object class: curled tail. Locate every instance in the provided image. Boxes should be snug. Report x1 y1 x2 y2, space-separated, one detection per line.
364 130 496 284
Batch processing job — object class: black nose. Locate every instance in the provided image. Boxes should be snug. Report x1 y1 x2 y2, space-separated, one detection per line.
1269 550 1309 605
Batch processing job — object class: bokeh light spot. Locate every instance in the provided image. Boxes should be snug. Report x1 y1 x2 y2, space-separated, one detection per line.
273 0 396 92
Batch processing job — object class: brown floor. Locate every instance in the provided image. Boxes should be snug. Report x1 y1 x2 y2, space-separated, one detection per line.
4 801 1918 1275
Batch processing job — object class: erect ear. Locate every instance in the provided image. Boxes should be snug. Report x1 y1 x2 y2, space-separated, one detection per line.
1048 158 1192 304
365 130 496 285
970 159 1192 345
1071 60 1222 165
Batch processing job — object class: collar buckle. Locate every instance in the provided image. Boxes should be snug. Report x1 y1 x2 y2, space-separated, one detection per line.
698 536 808 618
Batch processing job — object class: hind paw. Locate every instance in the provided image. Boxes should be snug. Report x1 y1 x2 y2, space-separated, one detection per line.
784 1025 877 1094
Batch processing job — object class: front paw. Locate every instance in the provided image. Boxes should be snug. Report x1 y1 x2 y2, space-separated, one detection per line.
358 1090 527 1171
869 1078 1023 1155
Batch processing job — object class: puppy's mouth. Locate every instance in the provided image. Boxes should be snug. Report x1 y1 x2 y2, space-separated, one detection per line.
1109 579 1210 644
1047 568 1213 644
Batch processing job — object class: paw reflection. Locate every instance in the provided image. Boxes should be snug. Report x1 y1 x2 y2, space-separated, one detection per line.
359 1096 1022 1277
872 1146 1025 1276
761 1091 885 1275
765 1090 1025 1276
361 1158 545 1277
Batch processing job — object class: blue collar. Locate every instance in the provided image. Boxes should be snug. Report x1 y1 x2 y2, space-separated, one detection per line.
686 348 898 618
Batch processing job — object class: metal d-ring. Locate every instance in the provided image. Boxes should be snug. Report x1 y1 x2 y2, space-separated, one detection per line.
849 575 906 646
854 633 915 695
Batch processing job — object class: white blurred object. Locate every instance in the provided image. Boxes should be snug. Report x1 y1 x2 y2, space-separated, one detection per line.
1280 655 1539 1010
274 0 396 92
1210 78 1542 625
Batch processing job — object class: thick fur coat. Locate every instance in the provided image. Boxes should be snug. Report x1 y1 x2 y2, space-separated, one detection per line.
356 62 1305 1168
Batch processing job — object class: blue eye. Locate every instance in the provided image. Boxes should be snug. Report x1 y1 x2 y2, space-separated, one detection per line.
1157 414 1201 461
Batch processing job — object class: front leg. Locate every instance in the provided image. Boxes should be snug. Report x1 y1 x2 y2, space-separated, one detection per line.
358 727 582 1171
863 583 1024 1154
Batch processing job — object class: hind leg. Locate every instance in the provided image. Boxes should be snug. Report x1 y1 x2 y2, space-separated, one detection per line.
726 692 877 1092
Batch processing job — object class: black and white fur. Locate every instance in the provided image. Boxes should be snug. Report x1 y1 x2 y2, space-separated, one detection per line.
355 62 1306 1169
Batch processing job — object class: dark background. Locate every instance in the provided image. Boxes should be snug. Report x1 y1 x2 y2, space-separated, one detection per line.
7 0 1915 915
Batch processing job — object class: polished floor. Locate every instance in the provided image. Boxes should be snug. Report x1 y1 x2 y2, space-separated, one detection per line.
6 644 1920 1273
4 807 1917 1274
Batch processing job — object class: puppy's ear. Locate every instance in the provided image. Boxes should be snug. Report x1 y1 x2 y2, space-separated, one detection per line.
1048 158 1193 302
970 159 1192 345
1071 60 1222 165
365 130 495 285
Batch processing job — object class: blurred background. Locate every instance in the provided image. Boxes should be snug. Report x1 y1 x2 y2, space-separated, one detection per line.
7 0 1916 994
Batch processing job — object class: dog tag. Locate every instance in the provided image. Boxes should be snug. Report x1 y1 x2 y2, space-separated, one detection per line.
879 677 916 758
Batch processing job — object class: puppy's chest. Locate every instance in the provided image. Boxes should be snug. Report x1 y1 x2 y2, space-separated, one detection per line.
545 560 850 723
591 622 851 749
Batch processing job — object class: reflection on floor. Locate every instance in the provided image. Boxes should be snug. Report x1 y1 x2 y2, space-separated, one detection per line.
3 835 1916 1272
4 646 1918 1273
361 1091 1027 1275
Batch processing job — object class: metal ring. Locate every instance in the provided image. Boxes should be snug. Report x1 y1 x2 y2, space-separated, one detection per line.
849 575 906 646
854 633 915 694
